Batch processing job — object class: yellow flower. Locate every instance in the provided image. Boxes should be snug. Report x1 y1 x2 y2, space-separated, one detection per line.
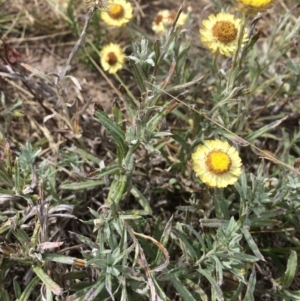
152 9 188 34
99 43 125 74
192 139 242 188
200 12 248 57
101 0 133 27
236 0 274 10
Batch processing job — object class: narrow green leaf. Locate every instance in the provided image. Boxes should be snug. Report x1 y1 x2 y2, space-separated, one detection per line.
46 286 53 301
243 267 256 301
120 275 127 301
32 266 62 296
211 255 223 286
16 276 40 301
154 216 173 266
118 214 143 220
200 219 229 228
280 250 297 289
153 39 161 65
62 271 88 281
74 148 101 164
60 179 103 190
94 109 127 157
171 108 190 123
0 163 14 187
68 231 98 249
281 289 300 299
184 278 208 301
130 185 152 214
147 100 178 133
217 252 259 263
198 269 224 301
43 253 80 265
0 220 12 234
0 192 22 201
112 101 123 131
172 132 190 150
246 115 288 141
241 227 265 261
13 279 22 298
168 274 196 301
150 274 168 301
106 174 127 204
181 223 206 254
0 290 10 301
14 159 20 193
172 227 198 261
95 165 122 179
84 279 105 301
105 272 115 301
249 218 281 228
13 229 31 247
129 60 147 93
230 281 245 301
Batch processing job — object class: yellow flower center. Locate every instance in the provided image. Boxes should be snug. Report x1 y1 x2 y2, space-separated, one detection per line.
106 52 118 66
212 21 238 44
206 150 232 174
108 4 124 19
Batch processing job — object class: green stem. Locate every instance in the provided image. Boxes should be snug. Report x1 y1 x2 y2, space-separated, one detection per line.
226 12 247 93
212 51 219 73
114 73 139 108
232 14 246 70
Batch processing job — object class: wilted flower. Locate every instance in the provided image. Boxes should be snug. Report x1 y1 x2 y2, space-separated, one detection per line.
200 12 248 57
101 0 133 27
192 139 242 188
99 43 125 74
152 9 188 34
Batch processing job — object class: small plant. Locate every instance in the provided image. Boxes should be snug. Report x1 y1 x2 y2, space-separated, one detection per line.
0 0 300 300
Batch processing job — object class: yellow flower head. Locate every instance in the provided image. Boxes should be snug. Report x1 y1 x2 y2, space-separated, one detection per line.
200 12 248 57
192 139 242 188
99 43 125 74
152 9 188 35
101 0 133 27
237 0 274 11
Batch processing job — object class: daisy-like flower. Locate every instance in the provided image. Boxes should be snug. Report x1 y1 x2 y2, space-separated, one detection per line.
101 0 133 27
99 43 125 74
236 0 274 11
192 139 242 188
152 9 188 35
200 12 248 57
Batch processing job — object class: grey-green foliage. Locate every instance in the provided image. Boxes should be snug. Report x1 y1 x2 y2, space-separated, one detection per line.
284 176 300 210
16 141 42 176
